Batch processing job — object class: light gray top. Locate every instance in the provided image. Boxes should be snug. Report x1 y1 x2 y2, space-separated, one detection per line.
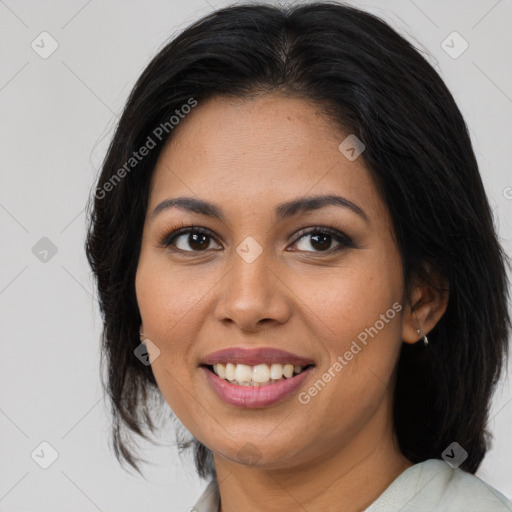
191 459 512 511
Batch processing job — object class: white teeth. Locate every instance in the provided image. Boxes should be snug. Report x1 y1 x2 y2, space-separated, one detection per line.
211 362 309 385
270 363 283 380
225 363 236 381
283 364 294 378
252 364 270 383
216 363 226 379
234 364 252 382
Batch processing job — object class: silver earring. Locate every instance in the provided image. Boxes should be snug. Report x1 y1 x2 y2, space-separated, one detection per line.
416 328 429 346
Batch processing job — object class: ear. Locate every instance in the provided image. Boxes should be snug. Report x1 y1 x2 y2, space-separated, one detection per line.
402 264 449 344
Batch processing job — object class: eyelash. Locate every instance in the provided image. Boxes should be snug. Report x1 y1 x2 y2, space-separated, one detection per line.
159 223 355 256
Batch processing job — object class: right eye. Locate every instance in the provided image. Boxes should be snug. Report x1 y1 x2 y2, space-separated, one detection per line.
161 227 222 253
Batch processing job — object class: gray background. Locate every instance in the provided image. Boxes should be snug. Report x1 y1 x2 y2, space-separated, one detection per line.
1 0 511 510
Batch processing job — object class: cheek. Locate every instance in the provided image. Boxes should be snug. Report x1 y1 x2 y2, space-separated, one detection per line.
135 261 203 394
300 265 399 342
135 260 208 426
297 266 402 441
136 256 214 339
295 249 403 392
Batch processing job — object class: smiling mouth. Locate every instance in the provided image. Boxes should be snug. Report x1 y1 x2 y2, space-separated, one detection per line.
202 362 315 386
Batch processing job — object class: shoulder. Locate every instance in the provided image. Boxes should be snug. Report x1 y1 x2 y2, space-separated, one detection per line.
365 459 512 512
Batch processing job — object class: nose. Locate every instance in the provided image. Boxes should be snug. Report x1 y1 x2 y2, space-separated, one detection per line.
214 246 292 333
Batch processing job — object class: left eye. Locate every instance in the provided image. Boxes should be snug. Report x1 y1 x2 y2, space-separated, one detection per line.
290 227 353 253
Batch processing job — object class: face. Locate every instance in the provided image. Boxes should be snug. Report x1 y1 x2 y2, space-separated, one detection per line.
135 94 408 470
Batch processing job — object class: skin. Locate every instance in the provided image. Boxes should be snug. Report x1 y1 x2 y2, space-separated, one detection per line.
135 94 448 512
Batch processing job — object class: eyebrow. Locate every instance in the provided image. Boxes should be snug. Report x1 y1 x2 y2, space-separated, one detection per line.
151 194 369 223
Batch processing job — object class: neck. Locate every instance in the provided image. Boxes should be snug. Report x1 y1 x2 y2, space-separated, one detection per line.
214 398 413 512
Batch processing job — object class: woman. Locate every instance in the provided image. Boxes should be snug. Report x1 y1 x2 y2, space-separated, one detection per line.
85 2 512 510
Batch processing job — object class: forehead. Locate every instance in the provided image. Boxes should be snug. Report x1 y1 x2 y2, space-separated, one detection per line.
149 94 384 223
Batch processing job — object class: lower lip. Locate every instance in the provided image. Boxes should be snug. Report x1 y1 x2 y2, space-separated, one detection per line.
201 366 314 408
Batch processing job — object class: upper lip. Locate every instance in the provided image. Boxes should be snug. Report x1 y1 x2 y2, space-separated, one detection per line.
201 347 316 367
